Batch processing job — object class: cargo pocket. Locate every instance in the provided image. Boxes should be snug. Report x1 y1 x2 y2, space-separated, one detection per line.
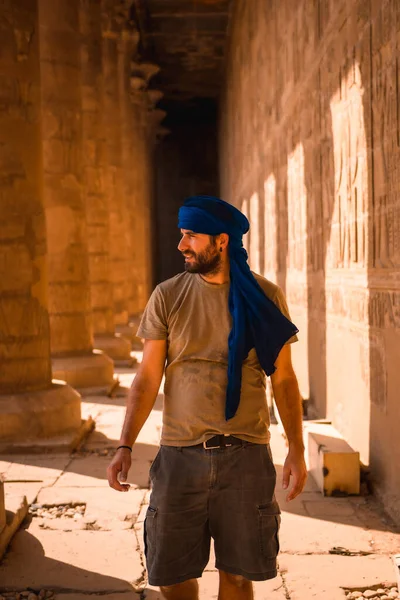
143 506 157 559
257 502 281 559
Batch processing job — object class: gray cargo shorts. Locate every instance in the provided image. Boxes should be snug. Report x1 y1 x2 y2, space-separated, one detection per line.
143 439 281 587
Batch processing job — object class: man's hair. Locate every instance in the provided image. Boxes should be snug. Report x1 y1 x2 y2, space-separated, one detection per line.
209 234 219 246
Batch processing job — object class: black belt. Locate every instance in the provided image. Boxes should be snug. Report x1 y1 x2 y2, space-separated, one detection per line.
193 435 245 450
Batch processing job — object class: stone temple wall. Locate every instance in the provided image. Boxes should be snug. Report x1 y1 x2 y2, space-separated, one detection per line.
220 0 400 522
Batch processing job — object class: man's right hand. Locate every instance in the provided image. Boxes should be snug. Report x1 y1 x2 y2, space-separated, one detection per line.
107 448 132 492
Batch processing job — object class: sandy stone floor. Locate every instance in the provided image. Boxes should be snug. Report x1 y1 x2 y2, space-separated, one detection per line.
0 355 399 600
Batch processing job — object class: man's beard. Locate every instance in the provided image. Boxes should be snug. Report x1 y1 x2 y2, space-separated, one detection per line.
182 242 222 275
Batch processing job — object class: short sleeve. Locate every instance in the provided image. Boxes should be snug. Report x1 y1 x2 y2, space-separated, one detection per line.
136 285 168 340
273 287 299 345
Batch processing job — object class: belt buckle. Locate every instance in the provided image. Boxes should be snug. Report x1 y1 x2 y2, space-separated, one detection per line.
203 435 232 450
203 439 220 450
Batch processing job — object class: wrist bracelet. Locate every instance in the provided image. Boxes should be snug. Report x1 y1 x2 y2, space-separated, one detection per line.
117 445 132 452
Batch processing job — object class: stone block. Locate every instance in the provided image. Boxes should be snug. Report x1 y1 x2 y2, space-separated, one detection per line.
52 350 114 389
0 355 51 396
306 423 360 496
0 490 28 561
115 323 141 343
49 314 93 354
0 243 34 292
0 381 81 445
94 334 132 361
90 282 113 310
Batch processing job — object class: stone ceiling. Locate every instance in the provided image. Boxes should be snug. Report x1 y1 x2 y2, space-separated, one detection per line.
131 0 232 119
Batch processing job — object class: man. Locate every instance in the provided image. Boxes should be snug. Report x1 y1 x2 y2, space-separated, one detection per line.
107 195 307 600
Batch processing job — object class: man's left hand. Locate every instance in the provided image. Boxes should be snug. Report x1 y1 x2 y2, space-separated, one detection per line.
282 447 308 501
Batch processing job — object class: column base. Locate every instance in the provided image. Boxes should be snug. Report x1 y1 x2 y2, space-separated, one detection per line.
0 415 94 454
0 381 81 445
115 322 143 350
52 349 114 389
94 333 132 361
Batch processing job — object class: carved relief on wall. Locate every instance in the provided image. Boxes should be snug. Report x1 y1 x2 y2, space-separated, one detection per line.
287 142 307 272
328 61 368 269
372 43 400 268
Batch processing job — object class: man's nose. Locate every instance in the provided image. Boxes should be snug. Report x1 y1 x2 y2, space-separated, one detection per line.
177 237 187 252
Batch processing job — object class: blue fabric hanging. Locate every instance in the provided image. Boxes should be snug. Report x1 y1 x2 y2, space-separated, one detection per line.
178 195 299 420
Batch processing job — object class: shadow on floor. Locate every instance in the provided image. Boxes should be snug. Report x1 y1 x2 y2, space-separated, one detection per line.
273 463 400 533
0 530 142 596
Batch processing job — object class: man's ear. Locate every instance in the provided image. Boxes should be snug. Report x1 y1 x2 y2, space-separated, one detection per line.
220 233 229 250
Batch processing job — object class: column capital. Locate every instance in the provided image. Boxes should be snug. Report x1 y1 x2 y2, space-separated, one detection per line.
147 89 164 107
130 76 147 92
156 126 171 141
149 109 169 143
151 108 167 126
131 61 160 84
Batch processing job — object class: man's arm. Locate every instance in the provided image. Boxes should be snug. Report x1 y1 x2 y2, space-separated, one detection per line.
107 338 167 492
270 344 307 501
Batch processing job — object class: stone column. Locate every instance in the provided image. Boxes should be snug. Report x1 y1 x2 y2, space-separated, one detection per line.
0 0 81 447
39 0 113 387
130 80 158 313
118 27 141 321
126 62 160 318
79 0 131 361
102 7 133 329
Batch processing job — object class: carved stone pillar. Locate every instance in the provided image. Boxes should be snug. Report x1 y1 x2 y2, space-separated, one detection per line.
80 0 131 360
39 0 113 386
128 63 160 314
102 8 132 328
0 0 81 447
118 27 141 319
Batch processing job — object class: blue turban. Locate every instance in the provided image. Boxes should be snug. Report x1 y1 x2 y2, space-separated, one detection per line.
178 195 299 420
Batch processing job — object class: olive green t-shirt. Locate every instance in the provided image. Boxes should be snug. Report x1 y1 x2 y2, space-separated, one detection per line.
137 271 298 446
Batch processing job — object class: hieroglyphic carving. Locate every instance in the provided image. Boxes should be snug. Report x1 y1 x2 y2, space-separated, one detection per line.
368 330 387 410
369 290 400 330
329 61 368 268
372 28 400 268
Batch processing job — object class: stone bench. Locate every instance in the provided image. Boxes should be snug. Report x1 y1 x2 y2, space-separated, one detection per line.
306 422 360 496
